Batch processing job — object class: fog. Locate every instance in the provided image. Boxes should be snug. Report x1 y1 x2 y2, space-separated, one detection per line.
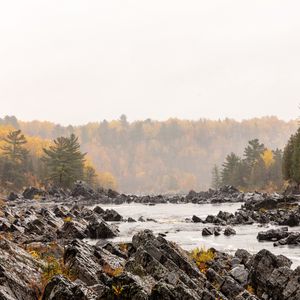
1 0 300 124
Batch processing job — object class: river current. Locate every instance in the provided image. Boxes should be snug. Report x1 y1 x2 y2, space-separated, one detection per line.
88 202 300 268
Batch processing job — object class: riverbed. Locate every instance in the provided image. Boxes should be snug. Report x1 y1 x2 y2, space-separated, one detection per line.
88 202 300 268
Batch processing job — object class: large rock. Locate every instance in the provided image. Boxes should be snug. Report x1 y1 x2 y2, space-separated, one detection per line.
257 227 289 241
230 265 249 286
57 221 87 240
0 238 42 300
86 219 119 239
102 209 123 222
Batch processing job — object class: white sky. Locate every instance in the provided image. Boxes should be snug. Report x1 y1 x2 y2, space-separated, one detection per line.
0 0 300 125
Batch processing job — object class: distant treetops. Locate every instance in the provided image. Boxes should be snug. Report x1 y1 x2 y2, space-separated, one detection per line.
0 129 117 192
212 139 283 191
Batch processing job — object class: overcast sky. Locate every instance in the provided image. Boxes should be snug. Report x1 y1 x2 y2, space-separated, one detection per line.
0 0 300 125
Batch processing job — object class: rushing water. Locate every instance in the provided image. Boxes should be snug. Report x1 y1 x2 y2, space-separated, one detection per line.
89 202 300 268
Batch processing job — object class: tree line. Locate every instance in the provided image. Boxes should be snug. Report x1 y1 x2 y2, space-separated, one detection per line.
0 128 117 192
212 139 283 191
0 115 298 193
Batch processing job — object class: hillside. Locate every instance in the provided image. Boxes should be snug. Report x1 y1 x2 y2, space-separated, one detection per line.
1 115 297 193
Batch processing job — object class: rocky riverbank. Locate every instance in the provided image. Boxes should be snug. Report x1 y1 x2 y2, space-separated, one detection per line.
1 184 300 299
6 183 250 206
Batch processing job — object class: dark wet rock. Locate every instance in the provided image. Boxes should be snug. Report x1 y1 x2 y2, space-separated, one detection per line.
257 227 289 241
224 226 236 236
127 217 137 222
71 181 98 199
0 238 42 300
23 186 45 200
7 192 19 201
192 215 202 223
41 275 90 300
280 213 300 227
93 206 105 215
248 249 295 299
102 209 123 222
221 275 244 298
230 265 249 286
57 221 87 240
202 227 214 236
274 232 300 247
235 249 251 265
86 219 119 239
64 239 125 286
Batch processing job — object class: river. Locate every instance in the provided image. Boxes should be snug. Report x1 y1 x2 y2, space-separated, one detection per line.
88 202 300 268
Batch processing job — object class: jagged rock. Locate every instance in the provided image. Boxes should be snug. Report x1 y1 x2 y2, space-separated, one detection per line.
41 275 89 300
102 209 123 222
93 206 105 215
281 213 300 227
71 181 98 199
249 249 292 299
274 232 300 246
86 219 119 239
257 227 289 241
0 238 42 300
23 187 45 200
192 215 202 223
64 239 125 286
202 227 214 236
221 275 244 298
230 265 249 285
235 249 251 265
57 221 87 239
7 192 18 201
224 226 236 236
127 217 137 222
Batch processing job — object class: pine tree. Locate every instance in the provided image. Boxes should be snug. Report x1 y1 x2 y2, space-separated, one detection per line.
211 165 222 189
43 134 86 188
1 130 28 163
244 139 265 167
283 132 296 181
0 130 29 190
221 153 242 187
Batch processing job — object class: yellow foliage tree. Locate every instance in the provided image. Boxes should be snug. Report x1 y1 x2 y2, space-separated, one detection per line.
261 149 274 169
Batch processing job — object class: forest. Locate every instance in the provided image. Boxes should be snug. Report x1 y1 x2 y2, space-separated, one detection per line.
0 115 298 193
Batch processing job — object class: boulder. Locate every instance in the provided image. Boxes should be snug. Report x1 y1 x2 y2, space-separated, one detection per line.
86 219 119 239
102 209 123 222
230 265 249 286
192 215 202 223
257 227 289 241
224 226 236 236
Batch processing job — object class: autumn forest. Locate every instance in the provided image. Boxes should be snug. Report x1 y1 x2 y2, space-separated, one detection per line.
0 115 298 194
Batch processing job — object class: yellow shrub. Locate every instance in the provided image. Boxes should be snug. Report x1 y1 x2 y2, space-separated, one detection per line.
247 285 254 294
190 247 215 274
112 284 124 297
63 217 73 223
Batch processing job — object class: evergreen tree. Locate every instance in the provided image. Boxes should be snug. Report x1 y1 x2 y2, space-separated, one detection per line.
0 130 29 190
211 165 222 189
1 130 28 163
283 132 297 181
43 134 86 188
221 153 242 187
244 139 265 167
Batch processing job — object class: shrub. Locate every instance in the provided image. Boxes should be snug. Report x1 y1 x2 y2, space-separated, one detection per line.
63 216 73 223
190 247 215 273
112 284 124 297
